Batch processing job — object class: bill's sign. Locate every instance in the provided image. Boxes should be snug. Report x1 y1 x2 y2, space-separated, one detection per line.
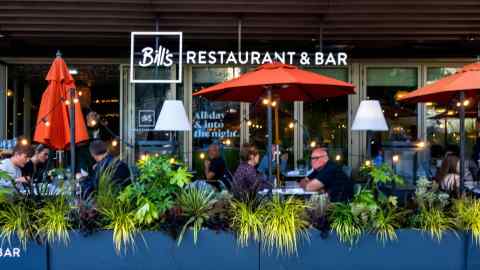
131 32 348 83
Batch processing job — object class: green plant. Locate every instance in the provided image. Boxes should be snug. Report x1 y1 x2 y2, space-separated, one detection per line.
412 178 454 241
119 156 191 226
36 196 71 245
0 201 36 249
414 207 455 242
230 199 266 247
262 196 309 256
95 163 119 210
101 200 139 255
328 202 363 246
371 196 406 244
453 197 480 246
369 164 404 187
176 188 216 245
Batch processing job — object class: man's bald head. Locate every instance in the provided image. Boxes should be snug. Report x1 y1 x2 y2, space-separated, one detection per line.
310 147 329 170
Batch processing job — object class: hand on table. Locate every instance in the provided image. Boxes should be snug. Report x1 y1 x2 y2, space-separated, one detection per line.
15 176 30 184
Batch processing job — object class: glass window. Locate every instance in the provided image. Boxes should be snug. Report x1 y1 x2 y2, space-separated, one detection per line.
192 67 240 175
303 68 349 165
366 68 418 149
425 67 476 159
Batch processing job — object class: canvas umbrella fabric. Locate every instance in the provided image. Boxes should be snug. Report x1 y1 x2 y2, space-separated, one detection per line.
193 62 355 183
34 53 89 173
399 62 480 193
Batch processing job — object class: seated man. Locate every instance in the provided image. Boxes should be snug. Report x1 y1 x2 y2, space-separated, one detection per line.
299 147 353 202
0 143 33 189
80 140 131 199
203 143 226 189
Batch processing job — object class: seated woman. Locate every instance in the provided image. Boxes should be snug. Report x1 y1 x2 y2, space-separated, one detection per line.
22 144 50 182
435 152 478 192
232 144 270 194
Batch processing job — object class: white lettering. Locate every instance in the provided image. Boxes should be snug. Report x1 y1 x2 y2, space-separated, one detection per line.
186 51 196 64
338 52 347 66
315 52 324 65
13 248 20 257
251 51 261 65
217 51 227 64
198 51 207 64
4 248 11 257
138 47 154 67
225 51 238 65
238 52 249 64
261 52 273 64
274 52 285 63
208 51 216 64
287 52 296 64
325 53 336 65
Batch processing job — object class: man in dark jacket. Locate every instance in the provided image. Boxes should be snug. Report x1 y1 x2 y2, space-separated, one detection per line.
80 140 131 199
299 147 353 202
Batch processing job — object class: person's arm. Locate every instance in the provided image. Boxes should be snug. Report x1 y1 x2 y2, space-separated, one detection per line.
305 178 325 192
204 159 215 180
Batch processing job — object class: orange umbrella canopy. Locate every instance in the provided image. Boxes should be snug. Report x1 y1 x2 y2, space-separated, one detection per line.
399 62 480 103
193 62 355 102
33 56 89 150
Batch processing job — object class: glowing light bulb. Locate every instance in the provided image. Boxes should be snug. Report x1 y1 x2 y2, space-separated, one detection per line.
392 155 400 163
288 122 294 129
464 100 470 106
111 140 118 147
73 98 79 103
271 101 277 107
45 121 50 127
224 139 231 146
65 100 70 105
365 160 371 167
416 141 425 149
247 120 252 126
200 153 205 159
78 91 83 96
170 158 176 164
310 141 316 148
90 120 97 126
262 99 269 105
335 154 341 161
20 139 28 145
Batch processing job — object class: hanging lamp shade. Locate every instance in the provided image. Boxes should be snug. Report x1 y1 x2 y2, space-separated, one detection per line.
154 100 191 131
351 100 389 131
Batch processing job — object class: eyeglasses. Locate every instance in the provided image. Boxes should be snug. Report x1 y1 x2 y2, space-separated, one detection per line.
310 155 327 160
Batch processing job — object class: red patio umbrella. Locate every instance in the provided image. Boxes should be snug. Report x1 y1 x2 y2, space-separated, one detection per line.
34 53 88 173
193 62 355 183
399 62 480 193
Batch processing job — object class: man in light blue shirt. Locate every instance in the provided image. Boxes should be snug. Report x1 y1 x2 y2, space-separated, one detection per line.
0 144 33 189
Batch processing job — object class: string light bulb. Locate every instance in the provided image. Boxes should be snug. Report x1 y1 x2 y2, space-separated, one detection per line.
199 153 205 160
170 158 176 164
78 91 83 96
416 141 425 149
6 90 13 97
365 160 371 167
73 98 79 104
310 141 317 148
392 155 400 163
247 120 252 126
20 138 29 146
271 101 277 107
224 139 231 146
262 99 270 105
335 154 341 161
65 100 71 105
288 122 294 129
90 120 97 126
111 140 118 147
45 121 50 127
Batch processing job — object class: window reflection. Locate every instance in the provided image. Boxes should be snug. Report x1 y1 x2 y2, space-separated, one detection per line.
192 67 240 175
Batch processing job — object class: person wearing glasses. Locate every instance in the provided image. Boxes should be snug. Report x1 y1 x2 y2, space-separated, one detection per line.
299 147 353 202
22 144 50 182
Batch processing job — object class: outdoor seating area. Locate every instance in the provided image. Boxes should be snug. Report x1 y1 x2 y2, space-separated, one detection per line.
3 1 480 269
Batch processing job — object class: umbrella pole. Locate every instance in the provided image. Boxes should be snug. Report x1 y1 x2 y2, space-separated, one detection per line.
267 87 273 186
459 91 465 195
274 104 281 187
69 88 76 181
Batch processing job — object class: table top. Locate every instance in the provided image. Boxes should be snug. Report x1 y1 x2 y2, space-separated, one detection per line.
258 187 318 196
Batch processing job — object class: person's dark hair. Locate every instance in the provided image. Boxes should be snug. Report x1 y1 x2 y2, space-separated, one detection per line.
89 140 108 156
311 147 328 155
13 144 34 157
239 143 258 162
436 153 459 184
34 144 49 154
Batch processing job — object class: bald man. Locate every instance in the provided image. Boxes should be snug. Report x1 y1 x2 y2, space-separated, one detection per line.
299 147 353 202
204 144 226 182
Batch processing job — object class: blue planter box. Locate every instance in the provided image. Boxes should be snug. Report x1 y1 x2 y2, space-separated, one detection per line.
260 229 465 270
49 230 258 270
466 233 480 270
0 238 46 270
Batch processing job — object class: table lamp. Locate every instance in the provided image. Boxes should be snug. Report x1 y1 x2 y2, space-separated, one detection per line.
351 100 389 162
154 100 191 157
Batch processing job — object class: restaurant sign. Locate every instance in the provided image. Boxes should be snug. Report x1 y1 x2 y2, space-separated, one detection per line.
131 32 348 84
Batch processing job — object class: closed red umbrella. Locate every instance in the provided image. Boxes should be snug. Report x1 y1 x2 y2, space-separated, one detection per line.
34 54 89 150
399 62 480 193
193 62 355 182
